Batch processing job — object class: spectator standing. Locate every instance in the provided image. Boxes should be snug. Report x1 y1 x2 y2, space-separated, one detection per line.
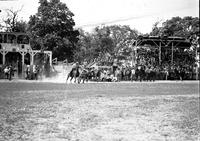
164 67 169 80
26 65 31 79
180 67 185 81
145 67 150 81
8 65 13 81
4 66 9 79
115 68 121 82
131 67 136 81
33 65 39 80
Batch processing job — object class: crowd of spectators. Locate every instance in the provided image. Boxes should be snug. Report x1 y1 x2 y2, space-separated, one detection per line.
0 64 15 80
86 48 199 81
0 64 41 80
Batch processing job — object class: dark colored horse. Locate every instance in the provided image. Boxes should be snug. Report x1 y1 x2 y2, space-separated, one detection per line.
124 68 132 81
77 69 89 83
66 67 80 83
67 66 91 83
135 66 145 81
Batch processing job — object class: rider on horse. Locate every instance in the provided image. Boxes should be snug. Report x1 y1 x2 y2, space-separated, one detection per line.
66 62 80 82
71 62 79 72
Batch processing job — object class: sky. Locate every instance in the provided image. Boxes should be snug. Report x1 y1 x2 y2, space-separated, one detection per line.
0 0 199 34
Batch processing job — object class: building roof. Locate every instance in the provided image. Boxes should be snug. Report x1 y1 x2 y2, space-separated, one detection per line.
0 32 28 36
133 35 191 48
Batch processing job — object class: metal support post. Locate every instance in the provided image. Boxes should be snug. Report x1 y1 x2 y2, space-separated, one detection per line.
30 51 37 65
171 42 174 66
31 52 34 65
49 52 52 66
159 42 161 65
135 40 138 65
3 51 8 65
19 51 26 78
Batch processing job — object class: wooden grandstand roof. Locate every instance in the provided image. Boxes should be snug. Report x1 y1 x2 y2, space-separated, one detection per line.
133 36 191 48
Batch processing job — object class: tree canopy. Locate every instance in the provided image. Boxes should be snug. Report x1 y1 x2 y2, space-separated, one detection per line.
28 0 79 61
1 5 199 64
0 8 27 32
150 16 199 38
74 25 139 63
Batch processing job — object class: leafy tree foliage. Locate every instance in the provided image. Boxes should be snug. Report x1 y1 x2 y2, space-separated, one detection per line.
94 26 114 55
0 8 27 32
74 25 139 63
28 0 79 61
150 16 199 38
107 25 139 59
73 29 94 62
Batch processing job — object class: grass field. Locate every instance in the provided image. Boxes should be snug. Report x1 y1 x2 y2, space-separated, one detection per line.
0 81 199 141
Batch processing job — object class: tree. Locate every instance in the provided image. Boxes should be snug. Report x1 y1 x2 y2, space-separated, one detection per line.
28 0 79 61
150 21 162 36
150 16 199 38
74 25 139 64
73 29 94 62
93 26 114 54
105 25 139 60
0 8 27 32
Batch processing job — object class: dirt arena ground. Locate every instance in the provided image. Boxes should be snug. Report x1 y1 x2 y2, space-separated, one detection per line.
0 81 199 141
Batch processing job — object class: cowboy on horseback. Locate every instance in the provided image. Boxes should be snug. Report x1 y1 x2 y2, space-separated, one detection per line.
66 62 80 83
72 62 79 69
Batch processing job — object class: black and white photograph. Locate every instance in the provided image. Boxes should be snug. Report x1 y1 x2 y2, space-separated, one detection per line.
0 0 199 140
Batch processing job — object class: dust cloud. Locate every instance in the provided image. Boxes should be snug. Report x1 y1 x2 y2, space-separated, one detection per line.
40 64 72 83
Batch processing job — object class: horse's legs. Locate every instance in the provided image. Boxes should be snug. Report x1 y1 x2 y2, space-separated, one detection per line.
77 77 81 84
66 73 70 82
76 77 81 83
74 76 77 83
69 76 73 83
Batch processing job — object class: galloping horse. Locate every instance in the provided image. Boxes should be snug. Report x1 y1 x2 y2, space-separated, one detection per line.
77 68 89 83
66 65 91 83
66 67 80 83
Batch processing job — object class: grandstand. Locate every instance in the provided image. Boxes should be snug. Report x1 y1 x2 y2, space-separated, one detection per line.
132 35 199 79
133 36 191 65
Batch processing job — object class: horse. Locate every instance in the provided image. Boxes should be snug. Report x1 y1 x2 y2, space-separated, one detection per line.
124 68 132 81
77 68 89 83
67 66 91 83
135 66 145 81
66 67 80 83
78 67 102 83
